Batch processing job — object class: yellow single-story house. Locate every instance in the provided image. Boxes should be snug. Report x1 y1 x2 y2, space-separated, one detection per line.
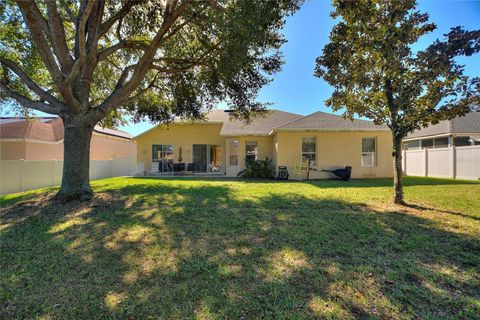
135 109 393 179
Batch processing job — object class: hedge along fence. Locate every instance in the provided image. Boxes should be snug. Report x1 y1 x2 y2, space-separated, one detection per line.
0 156 136 195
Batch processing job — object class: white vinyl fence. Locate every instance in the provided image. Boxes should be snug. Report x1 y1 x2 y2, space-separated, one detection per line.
403 146 480 180
0 156 136 195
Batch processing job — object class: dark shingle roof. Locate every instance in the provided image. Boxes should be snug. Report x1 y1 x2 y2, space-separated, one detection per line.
406 111 480 139
209 110 303 136
135 109 390 138
276 111 389 132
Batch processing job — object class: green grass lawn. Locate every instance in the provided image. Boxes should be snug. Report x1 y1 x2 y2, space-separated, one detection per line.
1 177 479 319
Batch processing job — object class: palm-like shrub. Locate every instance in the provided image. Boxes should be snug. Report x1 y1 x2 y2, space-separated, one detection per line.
237 157 274 179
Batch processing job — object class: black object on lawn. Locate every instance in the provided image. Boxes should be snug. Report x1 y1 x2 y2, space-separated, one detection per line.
277 166 289 180
321 166 352 181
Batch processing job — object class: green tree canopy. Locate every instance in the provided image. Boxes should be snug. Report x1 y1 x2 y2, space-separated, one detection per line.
0 0 301 201
315 0 479 203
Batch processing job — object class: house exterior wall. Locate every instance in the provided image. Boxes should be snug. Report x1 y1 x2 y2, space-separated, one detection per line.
135 123 225 172
135 124 394 179
1 134 135 161
274 130 393 179
25 141 63 160
90 133 137 160
225 135 274 177
135 123 276 177
0 141 26 160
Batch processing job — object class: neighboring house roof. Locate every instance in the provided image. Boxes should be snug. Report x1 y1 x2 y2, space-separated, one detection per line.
405 111 480 139
94 126 133 140
275 111 389 132
0 117 133 142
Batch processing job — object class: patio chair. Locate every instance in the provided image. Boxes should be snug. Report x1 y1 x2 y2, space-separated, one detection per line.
159 159 173 174
173 163 185 175
209 162 221 173
187 163 195 174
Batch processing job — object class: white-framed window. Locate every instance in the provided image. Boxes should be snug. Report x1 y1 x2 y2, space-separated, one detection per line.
421 139 433 149
229 140 239 166
229 155 238 166
152 144 174 162
361 137 376 167
402 140 420 150
433 137 449 148
454 136 479 146
245 141 258 162
302 137 316 166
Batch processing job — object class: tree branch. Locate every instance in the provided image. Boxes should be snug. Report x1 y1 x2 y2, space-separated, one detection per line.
15 1 64 84
115 64 137 89
88 0 189 122
160 5 208 43
46 0 74 71
86 0 105 54
0 57 64 110
151 41 221 75
122 72 160 105
97 0 146 39
0 82 63 115
76 0 97 61
60 2 78 25
97 40 150 61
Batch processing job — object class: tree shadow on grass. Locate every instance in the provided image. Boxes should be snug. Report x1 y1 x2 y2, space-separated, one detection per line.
129 175 480 189
402 202 480 222
1 181 479 319
305 176 480 189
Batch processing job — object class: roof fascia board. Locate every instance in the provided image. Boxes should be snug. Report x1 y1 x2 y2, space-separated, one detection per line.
272 128 389 133
403 132 480 141
92 131 134 141
220 133 271 137
0 138 64 144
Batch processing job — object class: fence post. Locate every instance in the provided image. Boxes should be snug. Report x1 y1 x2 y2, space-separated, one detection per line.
92 160 96 180
52 160 55 186
424 148 428 177
21 159 25 192
450 146 456 179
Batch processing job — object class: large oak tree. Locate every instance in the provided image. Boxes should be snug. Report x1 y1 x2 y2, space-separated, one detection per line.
315 0 479 204
0 0 300 201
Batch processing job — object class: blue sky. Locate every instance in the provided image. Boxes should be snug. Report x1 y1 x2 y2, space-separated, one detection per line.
2 1 479 136
121 0 480 136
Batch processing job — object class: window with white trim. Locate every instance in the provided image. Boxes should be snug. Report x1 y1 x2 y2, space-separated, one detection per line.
245 141 258 162
152 144 174 162
302 137 316 166
433 137 449 148
229 140 239 166
361 137 376 167
402 140 420 150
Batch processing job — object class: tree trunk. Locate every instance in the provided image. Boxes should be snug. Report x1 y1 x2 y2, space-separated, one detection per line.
392 135 405 205
55 116 94 202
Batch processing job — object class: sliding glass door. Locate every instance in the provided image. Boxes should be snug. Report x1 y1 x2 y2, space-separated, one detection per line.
193 144 208 172
209 145 222 173
192 144 222 173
